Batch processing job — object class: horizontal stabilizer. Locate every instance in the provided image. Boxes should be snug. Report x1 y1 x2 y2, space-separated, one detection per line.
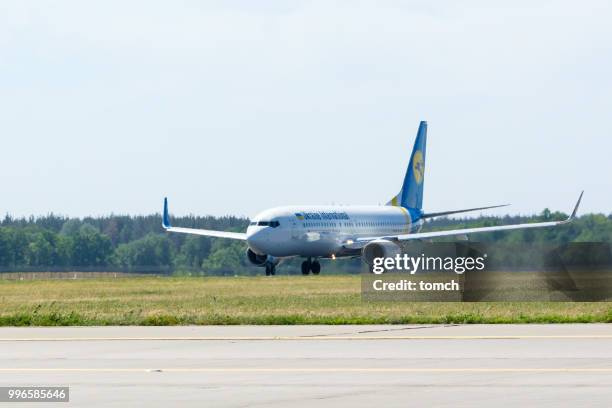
421 203 510 219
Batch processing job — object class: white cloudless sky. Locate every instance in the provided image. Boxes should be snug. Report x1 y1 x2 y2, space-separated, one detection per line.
0 0 610 218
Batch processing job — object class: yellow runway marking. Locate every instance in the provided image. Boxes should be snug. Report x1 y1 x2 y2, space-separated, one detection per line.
0 335 611 341
0 368 611 373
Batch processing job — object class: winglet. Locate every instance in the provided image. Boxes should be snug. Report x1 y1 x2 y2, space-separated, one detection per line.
162 197 171 229
568 191 584 221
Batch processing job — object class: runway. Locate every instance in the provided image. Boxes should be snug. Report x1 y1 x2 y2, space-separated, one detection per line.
1 325 611 407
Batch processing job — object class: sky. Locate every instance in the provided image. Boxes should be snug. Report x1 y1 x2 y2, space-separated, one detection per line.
1 0 610 218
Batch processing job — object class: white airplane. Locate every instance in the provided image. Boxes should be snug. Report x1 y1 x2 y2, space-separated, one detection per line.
162 121 583 275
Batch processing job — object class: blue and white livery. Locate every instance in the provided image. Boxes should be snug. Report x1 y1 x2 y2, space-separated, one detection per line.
162 121 583 275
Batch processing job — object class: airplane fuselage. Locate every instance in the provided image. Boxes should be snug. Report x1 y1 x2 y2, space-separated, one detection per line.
246 205 424 258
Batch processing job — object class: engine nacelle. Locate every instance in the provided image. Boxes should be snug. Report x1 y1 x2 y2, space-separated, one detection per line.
246 248 279 267
246 248 267 266
361 239 402 265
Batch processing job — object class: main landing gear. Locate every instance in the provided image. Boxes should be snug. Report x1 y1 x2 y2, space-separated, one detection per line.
265 263 276 276
301 258 321 275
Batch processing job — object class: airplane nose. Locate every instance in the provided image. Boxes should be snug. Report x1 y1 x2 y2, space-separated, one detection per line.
247 228 268 254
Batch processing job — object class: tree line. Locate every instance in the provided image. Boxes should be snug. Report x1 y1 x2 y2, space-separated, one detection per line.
0 210 610 274
0 213 249 274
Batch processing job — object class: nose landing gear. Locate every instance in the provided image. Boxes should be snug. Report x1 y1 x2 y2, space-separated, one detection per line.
301 258 321 275
301 260 310 275
265 263 276 276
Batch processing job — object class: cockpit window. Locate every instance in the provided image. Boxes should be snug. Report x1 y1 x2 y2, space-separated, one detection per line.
252 220 280 228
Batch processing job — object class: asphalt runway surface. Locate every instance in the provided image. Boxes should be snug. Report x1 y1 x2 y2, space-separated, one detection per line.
1 324 611 407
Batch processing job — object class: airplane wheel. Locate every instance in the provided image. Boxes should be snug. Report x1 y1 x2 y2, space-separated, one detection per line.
301 261 310 275
265 264 274 276
311 261 321 275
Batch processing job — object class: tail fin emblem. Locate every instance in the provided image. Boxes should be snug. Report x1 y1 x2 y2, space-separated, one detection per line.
413 150 424 184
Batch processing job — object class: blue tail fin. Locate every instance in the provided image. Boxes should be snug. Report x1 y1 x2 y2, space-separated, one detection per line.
386 121 427 210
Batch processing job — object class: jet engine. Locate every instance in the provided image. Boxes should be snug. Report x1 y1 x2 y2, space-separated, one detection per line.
246 248 279 267
246 248 267 266
361 239 401 265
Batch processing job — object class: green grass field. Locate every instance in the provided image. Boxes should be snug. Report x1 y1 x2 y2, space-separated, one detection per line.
0 276 610 325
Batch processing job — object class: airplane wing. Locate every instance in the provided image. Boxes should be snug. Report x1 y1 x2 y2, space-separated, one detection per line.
355 192 583 244
162 198 248 240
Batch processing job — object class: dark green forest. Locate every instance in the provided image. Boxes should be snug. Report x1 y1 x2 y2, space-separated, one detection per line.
0 209 610 275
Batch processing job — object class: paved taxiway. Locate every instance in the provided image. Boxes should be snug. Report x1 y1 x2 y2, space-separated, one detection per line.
1 324 611 407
